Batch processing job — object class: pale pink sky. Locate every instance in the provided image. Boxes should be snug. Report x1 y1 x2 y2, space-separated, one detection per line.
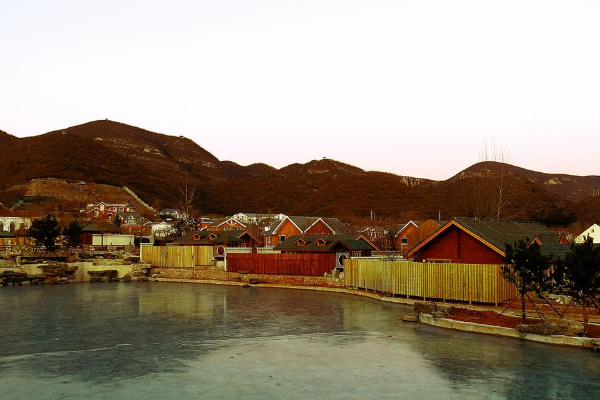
1 1 599 180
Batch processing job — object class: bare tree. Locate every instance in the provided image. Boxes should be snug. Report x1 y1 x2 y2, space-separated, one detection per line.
178 175 198 217
475 139 515 220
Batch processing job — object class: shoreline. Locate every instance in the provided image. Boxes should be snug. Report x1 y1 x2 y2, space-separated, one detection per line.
153 277 600 351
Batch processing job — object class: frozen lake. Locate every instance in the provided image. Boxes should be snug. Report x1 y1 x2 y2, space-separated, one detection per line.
1 282 599 400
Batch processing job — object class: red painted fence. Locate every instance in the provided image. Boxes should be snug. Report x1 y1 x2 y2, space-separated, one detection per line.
226 253 336 275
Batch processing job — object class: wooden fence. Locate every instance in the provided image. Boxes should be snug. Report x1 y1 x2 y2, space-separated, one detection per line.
140 245 213 268
344 259 517 305
227 253 336 275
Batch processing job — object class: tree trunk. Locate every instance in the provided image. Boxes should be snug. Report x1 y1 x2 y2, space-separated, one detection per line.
521 281 527 322
582 299 588 337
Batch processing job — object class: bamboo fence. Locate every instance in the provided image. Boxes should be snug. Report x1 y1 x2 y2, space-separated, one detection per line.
140 245 212 268
226 253 336 275
344 259 517 305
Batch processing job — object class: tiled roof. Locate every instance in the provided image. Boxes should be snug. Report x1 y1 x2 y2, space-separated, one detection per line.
174 230 255 245
539 243 573 261
265 216 348 235
453 218 555 252
274 234 376 252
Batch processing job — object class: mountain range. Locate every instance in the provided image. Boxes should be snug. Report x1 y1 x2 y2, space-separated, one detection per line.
0 120 598 229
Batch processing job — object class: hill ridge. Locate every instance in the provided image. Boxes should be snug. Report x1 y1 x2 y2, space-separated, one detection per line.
1 120 598 226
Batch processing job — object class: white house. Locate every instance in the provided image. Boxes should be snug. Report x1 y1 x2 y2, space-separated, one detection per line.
575 223 600 244
0 215 31 233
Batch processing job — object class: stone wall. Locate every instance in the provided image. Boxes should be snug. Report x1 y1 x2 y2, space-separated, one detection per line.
1 261 149 285
149 266 345 288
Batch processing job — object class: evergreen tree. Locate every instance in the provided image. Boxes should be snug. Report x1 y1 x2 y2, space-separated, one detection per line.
113 214 122 226
62 219 83 249
554 236 600 335
502 239 551 322
28 215 61 254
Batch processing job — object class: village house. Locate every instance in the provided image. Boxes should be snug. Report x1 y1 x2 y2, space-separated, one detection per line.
262 216 348 247
83 202 136 220
407 218 567 264
146 221 174 238
232 212 286 225
0 211 31 233
118 212 144 225
575 223 600 244
159 208 186 221
173 230 260 258
274 234 379 270
208 216 247 232
394 219 446 254
80 222 123 246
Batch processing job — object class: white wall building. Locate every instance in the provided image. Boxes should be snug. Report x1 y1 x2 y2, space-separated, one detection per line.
575 223 600 244
0 216 31 232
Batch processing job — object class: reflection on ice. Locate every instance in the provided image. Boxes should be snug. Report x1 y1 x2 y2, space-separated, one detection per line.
1 283 599 400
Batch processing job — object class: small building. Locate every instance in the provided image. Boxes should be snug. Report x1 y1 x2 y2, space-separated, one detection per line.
81 222 123 245
83 202 135 220
159 208 186 221
0 211 32 233
119 212 144 225
232 212 286 225
575 223 600 244
407 218 565 264
208 217 247 232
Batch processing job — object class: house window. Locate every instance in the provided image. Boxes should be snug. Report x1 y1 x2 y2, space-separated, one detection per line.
401 238 408 245
93 211 99 217
119 207 124 212
296 239 306 246
279 235 286 242
316 238 326 246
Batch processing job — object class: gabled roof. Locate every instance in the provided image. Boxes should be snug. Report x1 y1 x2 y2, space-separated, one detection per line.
396 221 420 236
274 234 378 252
212 216 247 229
174 230 259 246
408 218 556 257
265 216 348 236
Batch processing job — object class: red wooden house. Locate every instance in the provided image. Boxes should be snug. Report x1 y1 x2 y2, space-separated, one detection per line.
207 217 247 232
83 202 135 221
262 216 348 247
394 219 446 254
407 218 566 264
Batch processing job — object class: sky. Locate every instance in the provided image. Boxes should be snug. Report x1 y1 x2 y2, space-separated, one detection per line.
1 0 599 180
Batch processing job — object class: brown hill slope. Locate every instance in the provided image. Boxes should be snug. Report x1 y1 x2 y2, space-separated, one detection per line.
0 130 16 146
1 120 598 226
453 161 600 202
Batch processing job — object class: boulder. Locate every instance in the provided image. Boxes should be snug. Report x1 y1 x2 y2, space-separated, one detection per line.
402 314 419 322
516 318 584 336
